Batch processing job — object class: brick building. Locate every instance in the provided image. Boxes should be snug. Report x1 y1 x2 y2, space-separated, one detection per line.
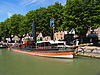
54 31 65 41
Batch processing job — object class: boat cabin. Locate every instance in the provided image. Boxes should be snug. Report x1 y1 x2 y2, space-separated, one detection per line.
37 41 66 49
37 41 52 49
49 41 66 48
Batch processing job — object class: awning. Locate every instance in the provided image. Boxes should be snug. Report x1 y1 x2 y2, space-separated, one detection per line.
12 36 20 41
87 34 98 37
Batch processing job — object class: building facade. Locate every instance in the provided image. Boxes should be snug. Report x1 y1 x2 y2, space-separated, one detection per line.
54 31 65 41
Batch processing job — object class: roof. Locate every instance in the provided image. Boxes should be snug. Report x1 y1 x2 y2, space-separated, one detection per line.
49 41 65 44
37 40 65 44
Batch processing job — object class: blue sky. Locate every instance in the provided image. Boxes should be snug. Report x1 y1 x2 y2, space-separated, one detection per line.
0 0 66 22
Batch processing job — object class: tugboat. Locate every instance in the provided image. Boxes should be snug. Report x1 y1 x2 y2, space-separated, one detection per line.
11 22 77 59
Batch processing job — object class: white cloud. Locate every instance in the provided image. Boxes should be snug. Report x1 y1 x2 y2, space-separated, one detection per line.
20 0 66 8
60 0 66 5
20 0 38 6
7 12 13 18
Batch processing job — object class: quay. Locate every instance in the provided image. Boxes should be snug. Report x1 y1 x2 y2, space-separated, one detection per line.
77 52 100 58
77 46 100 59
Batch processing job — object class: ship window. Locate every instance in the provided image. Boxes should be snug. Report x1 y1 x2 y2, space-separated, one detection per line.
37 42 51 47
58 43 64 45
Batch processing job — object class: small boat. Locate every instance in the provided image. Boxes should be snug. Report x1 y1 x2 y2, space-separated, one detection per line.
11 41 76 59
0 44 8 48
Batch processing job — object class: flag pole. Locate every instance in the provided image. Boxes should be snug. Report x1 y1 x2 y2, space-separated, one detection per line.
50 18 55 40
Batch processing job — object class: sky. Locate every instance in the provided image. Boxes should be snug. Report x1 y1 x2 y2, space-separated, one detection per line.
0 0 66 22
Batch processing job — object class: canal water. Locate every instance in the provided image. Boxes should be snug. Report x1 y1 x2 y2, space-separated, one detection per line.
0 49 100 75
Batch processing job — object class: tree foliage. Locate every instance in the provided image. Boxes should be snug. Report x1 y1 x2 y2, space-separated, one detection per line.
63 0 100 36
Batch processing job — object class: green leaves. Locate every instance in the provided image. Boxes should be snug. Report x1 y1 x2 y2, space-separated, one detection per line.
63 0 100 36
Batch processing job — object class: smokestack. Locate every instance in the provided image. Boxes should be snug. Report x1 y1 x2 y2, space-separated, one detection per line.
32 21 36 43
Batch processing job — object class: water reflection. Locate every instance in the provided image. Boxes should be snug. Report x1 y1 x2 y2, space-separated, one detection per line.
0 50 2 55
41 57 74 63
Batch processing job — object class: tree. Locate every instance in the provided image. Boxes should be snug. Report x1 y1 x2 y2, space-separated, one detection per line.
9 14 24 36
18 16 30 37
63 0 100 37
26 7 49 36
0 21 9 41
